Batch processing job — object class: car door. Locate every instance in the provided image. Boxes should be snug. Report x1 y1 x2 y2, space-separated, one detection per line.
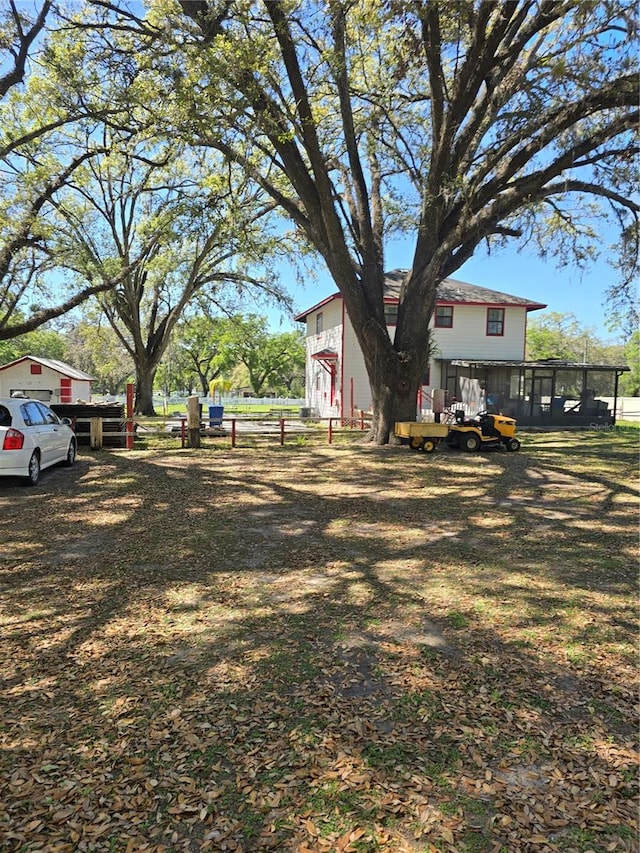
35 402 68 465
20 401 55 466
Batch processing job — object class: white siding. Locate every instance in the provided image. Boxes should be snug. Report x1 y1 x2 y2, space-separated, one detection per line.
304 302 343 416
0 362 91 401
300 296 531 417
431 305 527 360
341 317 371 415
302 299 343 336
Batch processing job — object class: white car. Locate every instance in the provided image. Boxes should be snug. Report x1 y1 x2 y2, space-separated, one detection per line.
0 396 77 486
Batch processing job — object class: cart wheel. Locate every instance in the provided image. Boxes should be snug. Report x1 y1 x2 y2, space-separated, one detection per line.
423 439 435 453
410 436 423 451
462 433 481 452
506 438 521 452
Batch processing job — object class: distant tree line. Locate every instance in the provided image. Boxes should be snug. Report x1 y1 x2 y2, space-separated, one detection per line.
0 312 306 400
525 313 639 397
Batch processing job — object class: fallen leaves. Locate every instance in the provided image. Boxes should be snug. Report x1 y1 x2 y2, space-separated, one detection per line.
0 437 638 851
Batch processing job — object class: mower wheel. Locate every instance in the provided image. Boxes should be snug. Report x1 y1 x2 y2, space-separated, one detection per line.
462 433 481 452
506 437 521 452
423 439 435 453
410 436 423 451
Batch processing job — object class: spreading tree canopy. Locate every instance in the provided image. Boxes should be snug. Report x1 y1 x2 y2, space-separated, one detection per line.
4 1 637 438
158 0 637 442
0 2 143 338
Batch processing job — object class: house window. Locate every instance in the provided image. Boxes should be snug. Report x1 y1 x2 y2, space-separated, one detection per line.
384 303 398 326
435 306 453 328
316 312 323 334
30 364 42 374
487 308 505 336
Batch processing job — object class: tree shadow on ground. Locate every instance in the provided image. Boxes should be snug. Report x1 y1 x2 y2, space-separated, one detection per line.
0 434 637 852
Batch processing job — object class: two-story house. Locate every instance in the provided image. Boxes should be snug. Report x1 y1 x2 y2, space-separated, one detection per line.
295 270 627 427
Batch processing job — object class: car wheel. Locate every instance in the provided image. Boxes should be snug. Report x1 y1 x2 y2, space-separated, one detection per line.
462 433 481 452
64 438 77 467
24 451 41 486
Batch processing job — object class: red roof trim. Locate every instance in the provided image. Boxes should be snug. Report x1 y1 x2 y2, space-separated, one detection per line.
294 293 341 322
311 349 338 361
295 291 545 320
0 356 32 373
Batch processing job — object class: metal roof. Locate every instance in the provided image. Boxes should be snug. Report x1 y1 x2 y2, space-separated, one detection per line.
295 269 546 320
447 358 629 371
0 355 94 381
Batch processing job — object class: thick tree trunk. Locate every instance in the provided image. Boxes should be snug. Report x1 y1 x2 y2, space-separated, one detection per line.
134 362 157 415
368 383 420 444
365 354 425 444
348 270 437 445
348 313 427 445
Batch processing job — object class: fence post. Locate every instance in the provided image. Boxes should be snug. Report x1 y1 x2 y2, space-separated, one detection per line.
231 418 237 448
180 417 186 448
90 417 103 449
280 418 285 446
187 395 201 448
125 383 135 449
328 418 333 444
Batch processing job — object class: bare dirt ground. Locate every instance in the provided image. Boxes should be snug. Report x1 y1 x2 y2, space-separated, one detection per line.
0 430 638 853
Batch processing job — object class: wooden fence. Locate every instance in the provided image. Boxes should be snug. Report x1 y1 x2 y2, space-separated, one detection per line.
72 414 371 450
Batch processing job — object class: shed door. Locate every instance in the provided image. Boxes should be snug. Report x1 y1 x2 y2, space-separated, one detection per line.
60 377 72 403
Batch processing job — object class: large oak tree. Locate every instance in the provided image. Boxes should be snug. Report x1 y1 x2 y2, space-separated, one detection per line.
163 0 638 442
51 130 285 414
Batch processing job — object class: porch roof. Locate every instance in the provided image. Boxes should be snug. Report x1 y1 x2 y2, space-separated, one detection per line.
311 348 338 361
446 359 629 372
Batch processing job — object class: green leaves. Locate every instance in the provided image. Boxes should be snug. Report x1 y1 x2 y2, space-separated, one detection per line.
214 314 305 396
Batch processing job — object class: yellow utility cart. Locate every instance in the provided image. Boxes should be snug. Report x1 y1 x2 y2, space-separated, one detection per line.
396 411 522 454
394 421 451 453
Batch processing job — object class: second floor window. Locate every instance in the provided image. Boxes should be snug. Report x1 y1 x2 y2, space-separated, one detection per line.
315 312 323 334
384 303 398 326
435 306 453 328
487 308 505 336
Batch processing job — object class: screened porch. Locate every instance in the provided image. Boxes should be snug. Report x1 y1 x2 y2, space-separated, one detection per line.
438 359 628 427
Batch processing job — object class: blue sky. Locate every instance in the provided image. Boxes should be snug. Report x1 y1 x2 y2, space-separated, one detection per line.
270 237 630 343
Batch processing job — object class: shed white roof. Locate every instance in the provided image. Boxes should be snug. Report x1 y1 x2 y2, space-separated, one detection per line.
0 355 94 381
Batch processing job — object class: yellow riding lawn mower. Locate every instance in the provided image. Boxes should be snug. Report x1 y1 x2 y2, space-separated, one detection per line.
446 411 521 452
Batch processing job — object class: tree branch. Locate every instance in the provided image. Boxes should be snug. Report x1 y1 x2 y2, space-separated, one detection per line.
0 1 51 98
